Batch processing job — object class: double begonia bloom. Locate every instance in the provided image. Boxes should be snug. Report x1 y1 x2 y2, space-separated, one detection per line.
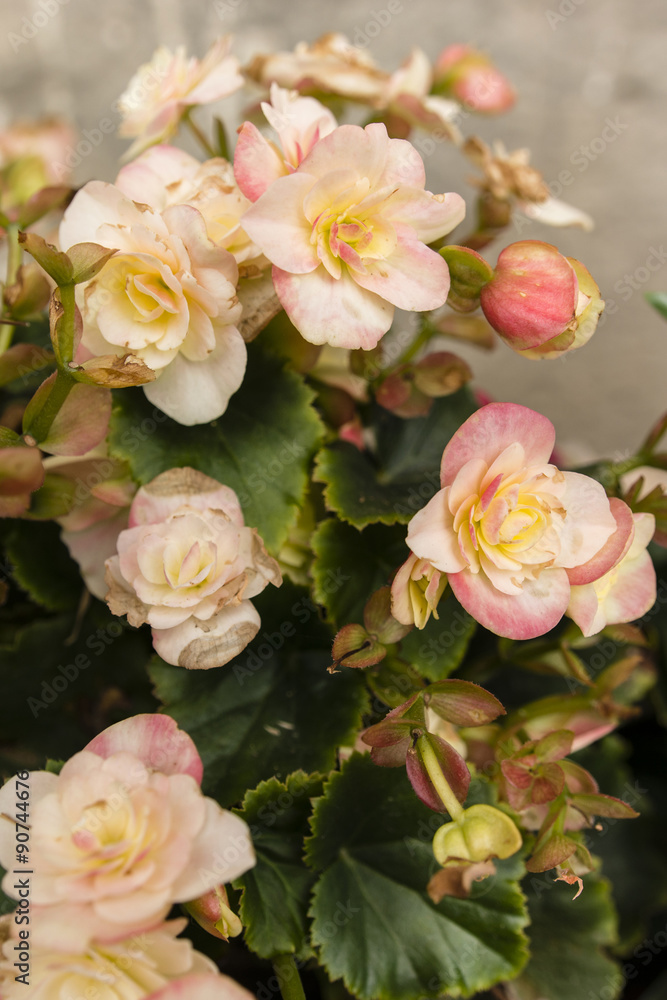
0 716 255 949
479 240 604 359
241 122 466 349
402 403 627 640
59 181 244 425
567 504 656 636
105 468 282 669
118 38 244 158
235 83 338 202
116 145 265 271
0 919 224 1000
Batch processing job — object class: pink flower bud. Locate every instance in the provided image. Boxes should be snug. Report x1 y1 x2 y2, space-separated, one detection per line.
434 46 515 114
479 240 604 358
184 885 243 941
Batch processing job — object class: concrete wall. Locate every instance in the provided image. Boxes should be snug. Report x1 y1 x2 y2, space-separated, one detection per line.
1 0 665 462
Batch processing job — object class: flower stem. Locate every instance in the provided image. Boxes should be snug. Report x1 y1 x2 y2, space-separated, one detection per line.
418 736 465 821
0 224 22 353
396 318 436 367
272 954 307 1000
184 111 217 158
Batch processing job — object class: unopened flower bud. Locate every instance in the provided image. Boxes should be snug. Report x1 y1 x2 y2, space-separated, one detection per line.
391 552 447 629
480 240 604 358
433 45 515 114
432 803 522 866
184 885 243 941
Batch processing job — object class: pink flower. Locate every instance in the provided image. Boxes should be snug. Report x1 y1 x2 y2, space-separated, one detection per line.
59 179 244 425
118 38 244 158
241 122 465 349
105 468 282 669
0 715 255 949
479 240 604 359
235 83 337 202
116 145 265 271
567 504 657 636
402 403 622 639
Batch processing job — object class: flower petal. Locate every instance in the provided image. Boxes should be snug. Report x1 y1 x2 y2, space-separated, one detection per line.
566 497 634 585
151 600 261 669
353 227 450 311
407 488 468 573
240 173 319 273
84 714 204 783
272 265 392 349
143 325 246 425
440 403 556 488
234 121 287 202
449 566 571 639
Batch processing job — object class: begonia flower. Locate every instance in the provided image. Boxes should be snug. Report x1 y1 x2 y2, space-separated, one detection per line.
118 38 244 158
0 918 219 1000
105 467 282 669
241 122 465 349
59 180 244 425
0 715 255 948
235 83 337 202
401 402 624 639
116 145 265 271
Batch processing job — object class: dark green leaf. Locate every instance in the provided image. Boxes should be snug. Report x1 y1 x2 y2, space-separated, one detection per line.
108 342 324 554
314 390 477 529
235 771 324 960
150 583 368 808
4 519 82 610
395 592 476 681
511 875 623 1000
311 518 408 625
306 754 528 1000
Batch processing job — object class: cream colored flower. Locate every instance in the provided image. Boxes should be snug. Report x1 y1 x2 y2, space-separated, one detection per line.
105 468 282 669
0 919 217 999
59 179 244 425
116 145 265 271
118 38 244 158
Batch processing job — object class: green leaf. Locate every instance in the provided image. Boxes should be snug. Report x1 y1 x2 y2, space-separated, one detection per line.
510 875 623 1000
306 754 529 1000
314 390 477 529
646 291 667 321
108 342 324 554
395 592 476 681
0 602 154 766
150 582 368 808
3 519 82 610
311 518 408 624
235 771 324 960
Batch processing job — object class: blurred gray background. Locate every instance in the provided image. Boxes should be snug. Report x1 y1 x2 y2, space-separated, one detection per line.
0 0 665 462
